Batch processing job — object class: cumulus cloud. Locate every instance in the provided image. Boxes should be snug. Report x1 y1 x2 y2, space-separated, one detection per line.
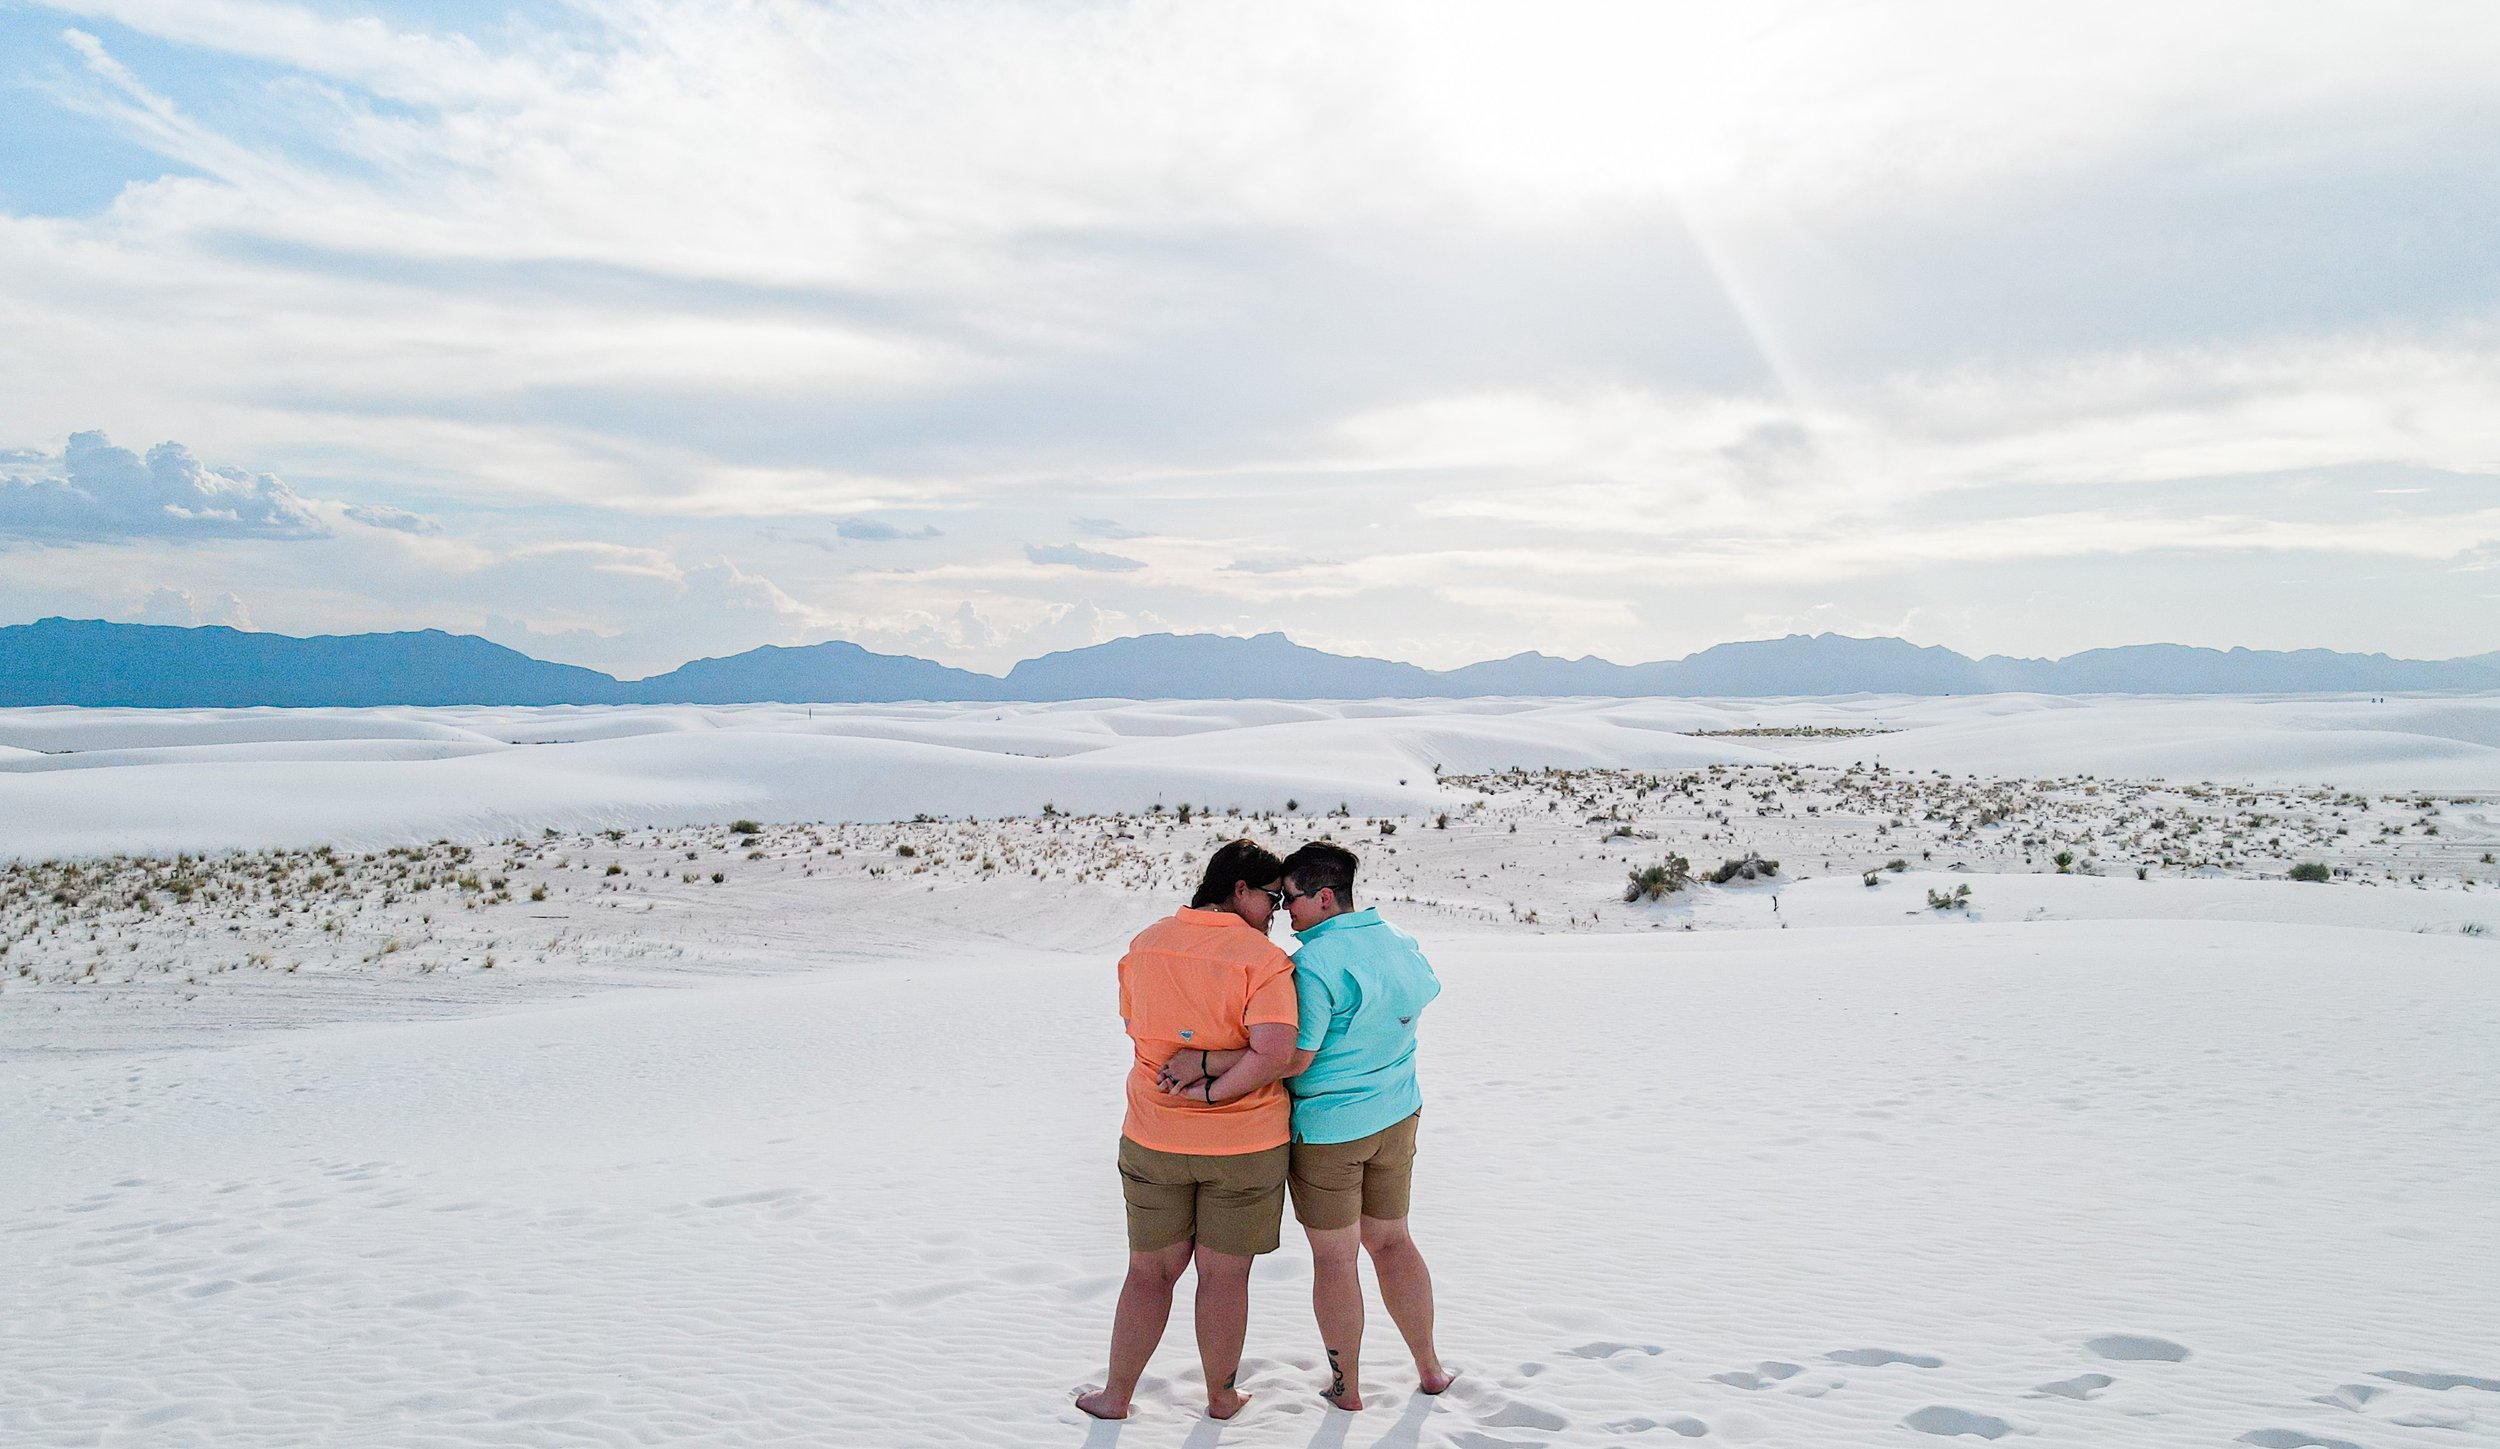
836 518 942 541
342 503 443 535
1026 542 1145 572
133 586 253 628
0 433 326 544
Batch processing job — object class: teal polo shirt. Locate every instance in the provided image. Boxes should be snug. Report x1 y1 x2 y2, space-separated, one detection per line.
1287 907 1443 1145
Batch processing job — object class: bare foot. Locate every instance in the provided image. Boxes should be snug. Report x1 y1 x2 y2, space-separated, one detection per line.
1320 1381 1363 1412
1207 1386 1253 1420
1074 1389 1129 1420
1417 1367 1458 1395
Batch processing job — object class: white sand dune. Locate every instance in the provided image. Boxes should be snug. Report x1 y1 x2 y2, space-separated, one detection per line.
0 738 512 773
4 694 2494 861
4 923 2493 1447
3 696 2495 1447
0 708 503 754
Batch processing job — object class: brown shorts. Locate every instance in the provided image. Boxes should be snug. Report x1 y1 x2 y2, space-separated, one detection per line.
1117 1137 1289 1256
1288 1112 1420 1230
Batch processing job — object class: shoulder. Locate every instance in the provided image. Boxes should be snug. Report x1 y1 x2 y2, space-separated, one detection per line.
1232 933 1294 973
1126 911 1192 953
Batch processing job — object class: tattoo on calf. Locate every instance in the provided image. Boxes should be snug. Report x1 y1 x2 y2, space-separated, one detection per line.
1327 1348 1345 1398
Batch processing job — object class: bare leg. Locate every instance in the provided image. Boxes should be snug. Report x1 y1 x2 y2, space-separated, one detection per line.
1192 1244 1256 1419
1305 1223 1366 1409
1077 1240 1194 1420
1361 1215 1452 1393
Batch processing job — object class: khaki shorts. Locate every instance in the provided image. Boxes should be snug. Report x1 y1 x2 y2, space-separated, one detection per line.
1288 1112 1420 1230
1117 1137 1289 1256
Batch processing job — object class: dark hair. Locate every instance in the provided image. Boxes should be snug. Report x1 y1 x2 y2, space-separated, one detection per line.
1282 840 1357 906
1191 838 1286 908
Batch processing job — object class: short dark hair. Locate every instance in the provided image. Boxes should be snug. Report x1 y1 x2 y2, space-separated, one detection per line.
1282 840 1357 906
1191 838 1286 908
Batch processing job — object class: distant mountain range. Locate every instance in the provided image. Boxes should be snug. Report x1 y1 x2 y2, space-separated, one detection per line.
3 617 2496 708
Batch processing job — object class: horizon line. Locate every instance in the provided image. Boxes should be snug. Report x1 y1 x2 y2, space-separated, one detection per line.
8 614 2493 685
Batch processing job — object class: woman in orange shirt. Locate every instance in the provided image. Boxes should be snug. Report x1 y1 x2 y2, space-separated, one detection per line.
1076 839 1302 1422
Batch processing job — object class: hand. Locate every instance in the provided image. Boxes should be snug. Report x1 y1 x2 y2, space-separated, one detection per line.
1157 1050 1209 1094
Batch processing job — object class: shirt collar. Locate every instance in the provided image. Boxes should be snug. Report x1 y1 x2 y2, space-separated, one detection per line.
1296 906 1379 941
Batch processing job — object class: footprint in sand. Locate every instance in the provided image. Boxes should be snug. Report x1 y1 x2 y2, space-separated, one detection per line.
1479 1400 1569 1431
2031 1373 2114 1400
1828 1347 1944 1368
1711 1361 1802 1390
1604 1415 1708 1437
1902 1405 2022 1439
1445 1379 1568 1433
2374 1370 2500 1392
1564 1341 1663 1360
2236 1431 2366 1449
2085 1334 2190 1363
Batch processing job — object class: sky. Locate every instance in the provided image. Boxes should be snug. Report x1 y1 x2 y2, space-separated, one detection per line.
1 0 2496 679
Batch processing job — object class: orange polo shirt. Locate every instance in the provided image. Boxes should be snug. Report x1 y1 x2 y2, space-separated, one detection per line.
1117 907 1300 1155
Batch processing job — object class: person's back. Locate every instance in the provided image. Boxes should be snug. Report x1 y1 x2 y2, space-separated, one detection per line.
1078 839 1301 1424
1286 910 1440 1145
1118 907 1296 1155
1273 840 1453 1411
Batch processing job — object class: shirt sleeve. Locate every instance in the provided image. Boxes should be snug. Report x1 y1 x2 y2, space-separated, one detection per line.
1116 953 1132 1026
1292 962 1336 1051
1243 951 1301 1029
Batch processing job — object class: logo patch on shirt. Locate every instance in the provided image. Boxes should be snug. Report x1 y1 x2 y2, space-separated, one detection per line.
1398 1016 1412 1024
1179 1029 1194 1040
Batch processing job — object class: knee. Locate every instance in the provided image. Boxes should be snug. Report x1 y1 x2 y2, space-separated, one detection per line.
1358 1218 1414 1259
1132 1241 1192 1288
1192 1244 1254 1284
1304 1225 1362 1270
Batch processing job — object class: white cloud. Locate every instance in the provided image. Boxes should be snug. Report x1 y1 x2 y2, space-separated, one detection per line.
342 502 441 535
5 1 2499 665
132 584 251 627
0 431 324 542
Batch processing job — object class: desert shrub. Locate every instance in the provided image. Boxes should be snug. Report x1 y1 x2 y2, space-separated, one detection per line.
2287 861 2332 883
1379 821 1397 836
2053 850 2075 873
1886 859 1907 872
1624 855 1693 902
1862 870 1881 888
605 863 623 876
729 819 762 835
1709 853 1779 884
709 872 725 884
896 843 919 858
1927 884 1971 911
